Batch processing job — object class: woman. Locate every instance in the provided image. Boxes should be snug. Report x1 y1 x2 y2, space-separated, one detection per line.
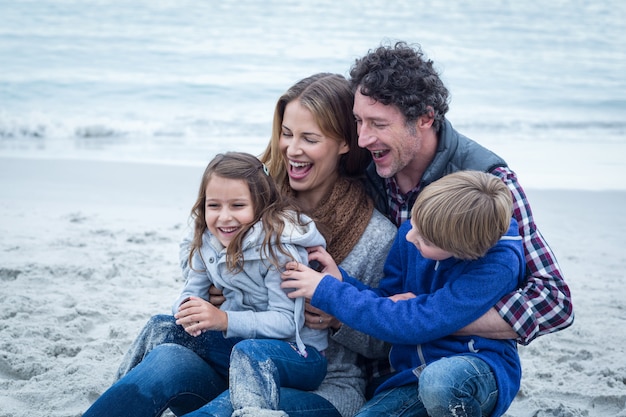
84 73 397 417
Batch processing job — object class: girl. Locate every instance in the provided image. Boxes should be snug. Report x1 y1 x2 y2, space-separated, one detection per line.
84 152 328 417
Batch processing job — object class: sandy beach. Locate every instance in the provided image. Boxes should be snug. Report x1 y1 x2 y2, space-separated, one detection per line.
0 156 625 417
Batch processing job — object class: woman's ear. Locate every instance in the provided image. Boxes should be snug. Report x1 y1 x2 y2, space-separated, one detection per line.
338 140 350 155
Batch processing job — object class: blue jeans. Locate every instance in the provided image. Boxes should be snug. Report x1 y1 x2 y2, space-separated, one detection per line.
83 343 229 417
85 315 328 417
355 356 498 417
185 340 329 417
115 315 222 380
183 387 340 417
228 339 327 412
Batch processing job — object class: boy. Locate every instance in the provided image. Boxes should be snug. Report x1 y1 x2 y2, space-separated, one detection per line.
281 170 525 417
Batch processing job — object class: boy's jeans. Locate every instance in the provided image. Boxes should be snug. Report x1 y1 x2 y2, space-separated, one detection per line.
355 355 498 417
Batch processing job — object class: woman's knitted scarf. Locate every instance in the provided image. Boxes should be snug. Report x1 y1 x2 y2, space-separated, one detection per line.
285 177 374 265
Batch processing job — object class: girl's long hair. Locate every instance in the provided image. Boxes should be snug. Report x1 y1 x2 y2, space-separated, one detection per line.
189 152 306 272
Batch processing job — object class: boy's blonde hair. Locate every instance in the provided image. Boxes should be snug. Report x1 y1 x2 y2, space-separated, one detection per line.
411 171 513 260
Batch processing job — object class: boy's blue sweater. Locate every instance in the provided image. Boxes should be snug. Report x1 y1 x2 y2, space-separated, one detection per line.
311 219 525 417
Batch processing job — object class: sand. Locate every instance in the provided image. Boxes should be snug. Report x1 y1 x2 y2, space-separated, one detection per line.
0 157 625 417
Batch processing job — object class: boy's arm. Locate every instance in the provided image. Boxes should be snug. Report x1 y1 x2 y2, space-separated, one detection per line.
336 228 407 294
312 264 517 344
490 167 574 344
309 225 522 345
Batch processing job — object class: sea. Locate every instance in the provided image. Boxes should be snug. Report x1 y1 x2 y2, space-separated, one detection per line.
1 0 625 190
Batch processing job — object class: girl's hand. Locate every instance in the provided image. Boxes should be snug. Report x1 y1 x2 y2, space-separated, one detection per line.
307 246 341 279
175 296 228 336
281 261 326 300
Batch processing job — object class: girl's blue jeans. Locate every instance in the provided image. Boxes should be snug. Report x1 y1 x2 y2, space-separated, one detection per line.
355 355 498 417
83 314 328 417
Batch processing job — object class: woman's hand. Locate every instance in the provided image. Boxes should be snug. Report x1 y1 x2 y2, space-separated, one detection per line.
175 296 228 336
304 301 341 330
208 285 225 307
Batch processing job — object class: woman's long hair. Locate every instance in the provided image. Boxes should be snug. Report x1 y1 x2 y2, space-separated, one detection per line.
260 73 371 188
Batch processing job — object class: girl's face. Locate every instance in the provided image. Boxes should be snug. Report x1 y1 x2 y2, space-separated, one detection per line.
279 100 349 209
204 175 255 248
405 218 453 261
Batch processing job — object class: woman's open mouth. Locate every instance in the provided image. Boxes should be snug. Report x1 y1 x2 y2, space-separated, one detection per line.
288 160 312 179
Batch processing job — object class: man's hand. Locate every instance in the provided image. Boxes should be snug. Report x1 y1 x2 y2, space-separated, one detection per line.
388 292 416 302
453 308 518 340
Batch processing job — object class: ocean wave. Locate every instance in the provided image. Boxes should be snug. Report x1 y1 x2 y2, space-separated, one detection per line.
455 119 626 134
0 121 129 141
0 114 271 142
1 115 624 142
0 115 623 193
0 124 47 139
74 125 121 138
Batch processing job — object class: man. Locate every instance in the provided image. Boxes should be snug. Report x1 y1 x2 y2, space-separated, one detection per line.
351 41 573 346
346 41 574 416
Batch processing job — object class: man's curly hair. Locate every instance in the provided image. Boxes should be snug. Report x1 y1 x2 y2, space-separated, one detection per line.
349 41 450 133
